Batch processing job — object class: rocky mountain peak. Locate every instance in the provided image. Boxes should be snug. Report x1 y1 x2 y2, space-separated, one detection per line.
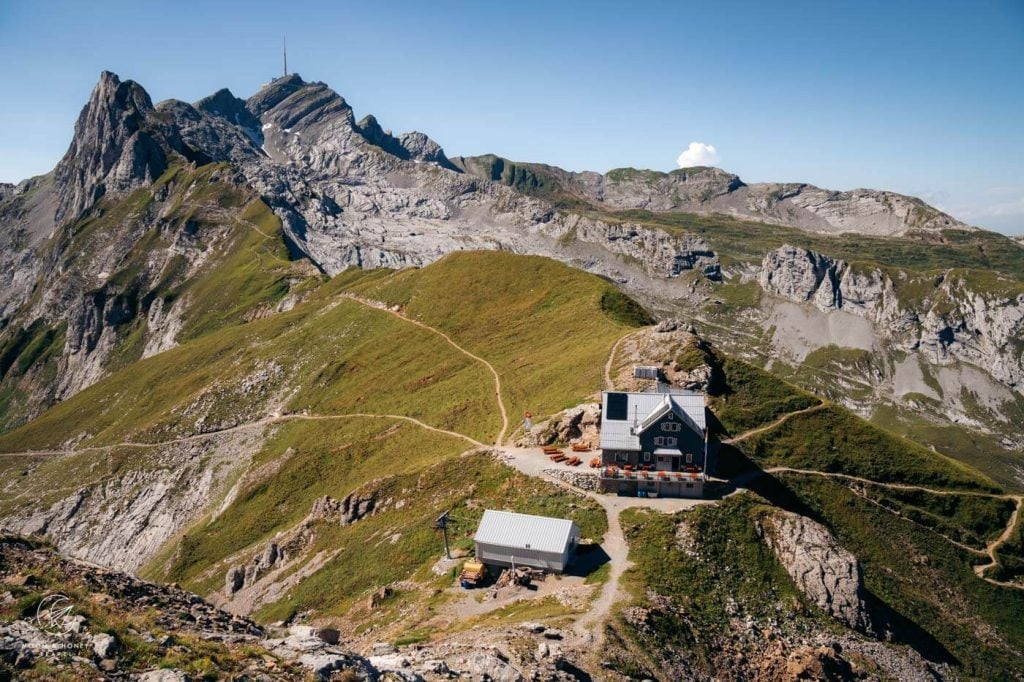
356 114 388 144
53 70 166 223
194 87 260 132
668 165 746 190
244 73 308 117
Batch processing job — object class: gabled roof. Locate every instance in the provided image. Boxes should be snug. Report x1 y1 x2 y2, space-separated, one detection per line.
474 510 578 555
600 389 706 452
637 394 704 436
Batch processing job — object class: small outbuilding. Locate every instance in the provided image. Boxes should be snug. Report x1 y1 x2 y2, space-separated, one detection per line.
473 510 580 573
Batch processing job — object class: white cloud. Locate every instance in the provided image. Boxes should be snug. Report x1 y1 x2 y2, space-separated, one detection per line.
676 141 720 168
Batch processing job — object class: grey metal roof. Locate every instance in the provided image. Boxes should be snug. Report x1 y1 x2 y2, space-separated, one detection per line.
638 394 704 436
474 510 578 555
600 389 707 452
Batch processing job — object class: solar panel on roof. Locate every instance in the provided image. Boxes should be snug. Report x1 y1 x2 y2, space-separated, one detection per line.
633 366 659 380
606 392 628 420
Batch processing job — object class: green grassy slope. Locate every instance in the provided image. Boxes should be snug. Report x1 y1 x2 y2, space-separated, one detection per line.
0 251 637 635
341 251 652 420
784 475 1024 677
706 352 820 435
617 481 1024 680
2 233 1019 671
741 405 996 492
645 355 1024 678
0 296 500 452
248 455 607 627
614 498 838 679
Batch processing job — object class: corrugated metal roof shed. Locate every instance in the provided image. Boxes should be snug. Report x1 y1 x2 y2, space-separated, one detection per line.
474 510 577 555
600 389 706 451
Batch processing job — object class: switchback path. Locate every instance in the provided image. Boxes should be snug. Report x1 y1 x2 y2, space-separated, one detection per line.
975 500 1023 587
764 466 1024 590
0 412 485 457
341 293 510 445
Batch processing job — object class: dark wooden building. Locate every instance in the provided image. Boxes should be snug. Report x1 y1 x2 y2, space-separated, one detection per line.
599 388 709 498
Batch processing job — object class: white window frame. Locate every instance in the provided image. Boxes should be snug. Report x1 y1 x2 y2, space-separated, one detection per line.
686 452 693 464
653 436 664 447
665 437 677 447
643 452 651 462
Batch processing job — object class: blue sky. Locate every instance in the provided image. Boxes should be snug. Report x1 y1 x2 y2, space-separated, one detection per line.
1 0 1022 234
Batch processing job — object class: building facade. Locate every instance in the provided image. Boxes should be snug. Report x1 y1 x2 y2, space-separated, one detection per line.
599 388 709 498
474 510 580 573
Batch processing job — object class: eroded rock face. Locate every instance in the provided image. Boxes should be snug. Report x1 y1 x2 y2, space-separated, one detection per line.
757 510 872 633
224 487 387 598
759 244 843 311
0 431 263 573
758 244 1024 391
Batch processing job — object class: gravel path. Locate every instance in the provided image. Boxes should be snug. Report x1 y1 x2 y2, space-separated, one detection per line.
0 412 484 457
342 293 510 445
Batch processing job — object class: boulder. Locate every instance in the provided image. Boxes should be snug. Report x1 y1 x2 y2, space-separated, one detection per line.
137 670 191 681
287 624 339 644
91 632 118 658
299 653 347 680
517 402 602 447
463 651 523 682
224 566 244 595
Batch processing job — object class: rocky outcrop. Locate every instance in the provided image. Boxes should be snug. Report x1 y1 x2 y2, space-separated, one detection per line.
355 117 458 170
194 87 262 135
758 244 1024 391
517 402 601 447
53 71 167 224
308 489 380 526
224 487 385 597
756 510 872 633
565 216 721 280
578 166 746 211
759 244 843 311
0 537 317 679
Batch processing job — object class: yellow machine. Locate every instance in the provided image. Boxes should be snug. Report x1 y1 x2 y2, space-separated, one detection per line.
459 559 487 588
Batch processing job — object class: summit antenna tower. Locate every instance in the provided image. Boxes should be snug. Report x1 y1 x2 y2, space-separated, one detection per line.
283 37 288 78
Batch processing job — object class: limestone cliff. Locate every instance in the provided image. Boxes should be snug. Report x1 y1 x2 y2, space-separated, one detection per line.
758 244 1024 392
